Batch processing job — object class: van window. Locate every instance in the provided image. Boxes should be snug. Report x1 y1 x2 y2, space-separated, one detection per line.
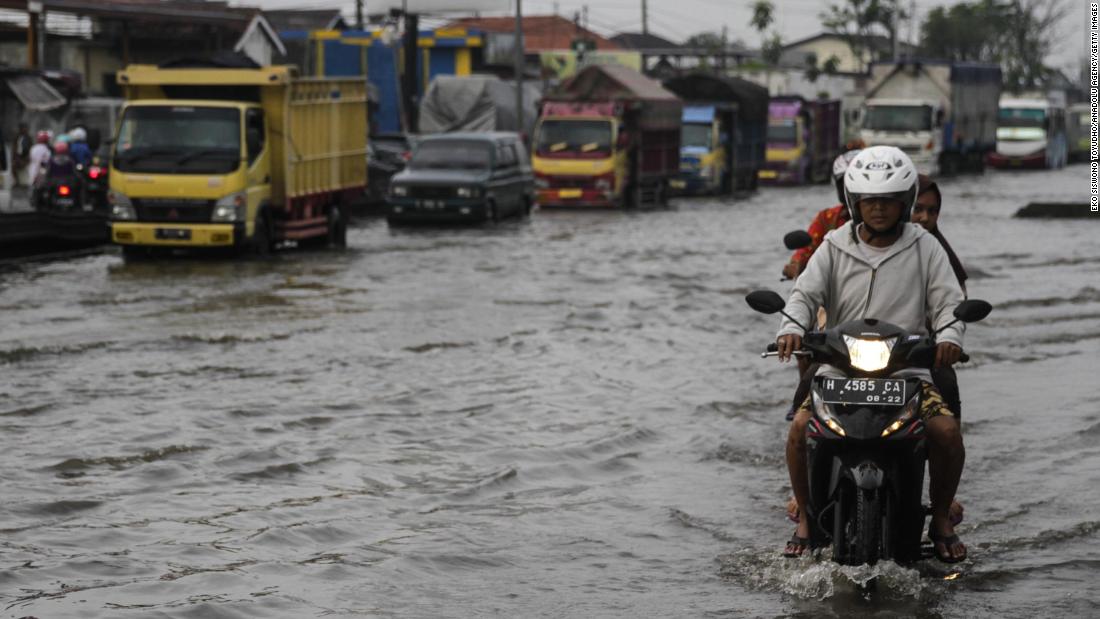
497 142 517 168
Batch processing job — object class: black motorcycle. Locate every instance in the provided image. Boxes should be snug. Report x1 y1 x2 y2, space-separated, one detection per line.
746 288 991 565
33 175 82 212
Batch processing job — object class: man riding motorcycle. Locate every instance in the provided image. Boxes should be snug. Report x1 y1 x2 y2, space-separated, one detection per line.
776 146 968 563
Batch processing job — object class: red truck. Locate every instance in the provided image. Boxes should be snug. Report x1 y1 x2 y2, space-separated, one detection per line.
532 65 682 208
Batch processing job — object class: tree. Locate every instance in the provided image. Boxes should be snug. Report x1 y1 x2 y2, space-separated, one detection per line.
684 31 726 52
919 0 1069 92
821 0 909 72
750 0 774 34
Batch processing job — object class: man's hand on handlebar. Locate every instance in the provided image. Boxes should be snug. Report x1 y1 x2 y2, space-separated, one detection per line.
777 334 802 362
934 342 962 369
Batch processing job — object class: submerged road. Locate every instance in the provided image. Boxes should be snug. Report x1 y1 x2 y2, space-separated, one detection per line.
0 164 1097 617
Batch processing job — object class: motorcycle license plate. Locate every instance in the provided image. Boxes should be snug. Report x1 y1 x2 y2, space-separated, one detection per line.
818 377 906 406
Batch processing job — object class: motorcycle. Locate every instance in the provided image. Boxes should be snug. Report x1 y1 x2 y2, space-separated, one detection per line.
77 162 108 212
33 175 82 212
746 285 991 566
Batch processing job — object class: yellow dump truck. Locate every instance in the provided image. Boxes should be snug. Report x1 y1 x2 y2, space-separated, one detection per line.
108 64 367 256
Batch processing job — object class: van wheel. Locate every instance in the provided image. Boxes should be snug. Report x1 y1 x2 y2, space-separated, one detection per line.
121 246 148 261
251 211 272 256
328 205 347 248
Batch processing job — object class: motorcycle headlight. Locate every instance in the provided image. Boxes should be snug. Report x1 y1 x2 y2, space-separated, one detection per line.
812 391 846 437
843 335 897 372
108 191 135 220
391 185 408 197
881 393 920 437
212 191 246 222
456 186 480 198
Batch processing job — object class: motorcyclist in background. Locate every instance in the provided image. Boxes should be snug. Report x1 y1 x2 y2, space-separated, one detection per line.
28 131 52 186
781 150 861 281
777 146 968 563
68 127 92 168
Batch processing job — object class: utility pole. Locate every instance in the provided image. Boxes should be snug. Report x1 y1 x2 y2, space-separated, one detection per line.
515 0 525 140
642 0 648 36
356 0 363 29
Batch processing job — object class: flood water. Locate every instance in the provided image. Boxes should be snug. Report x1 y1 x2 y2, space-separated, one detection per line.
1 164 1097 618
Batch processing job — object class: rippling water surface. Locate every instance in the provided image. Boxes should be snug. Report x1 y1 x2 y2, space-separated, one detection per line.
1 165 1097 618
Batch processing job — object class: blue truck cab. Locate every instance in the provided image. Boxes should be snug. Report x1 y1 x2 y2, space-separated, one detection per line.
673 105 731 195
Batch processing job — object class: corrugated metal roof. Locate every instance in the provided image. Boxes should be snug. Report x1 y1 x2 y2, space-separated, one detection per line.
7 75 66 111
559 64 678 102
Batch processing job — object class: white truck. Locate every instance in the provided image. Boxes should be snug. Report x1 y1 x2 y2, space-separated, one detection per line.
859 61 1001 174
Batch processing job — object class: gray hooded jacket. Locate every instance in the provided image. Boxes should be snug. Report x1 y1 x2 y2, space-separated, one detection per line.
777 221 965 348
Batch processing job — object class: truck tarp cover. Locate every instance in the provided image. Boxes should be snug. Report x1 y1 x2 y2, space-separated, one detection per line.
662 73 769 123
419 76 540 136
545 65 681 130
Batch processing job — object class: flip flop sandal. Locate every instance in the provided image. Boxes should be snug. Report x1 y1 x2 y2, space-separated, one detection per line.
783 534 811 558
929 530 967 564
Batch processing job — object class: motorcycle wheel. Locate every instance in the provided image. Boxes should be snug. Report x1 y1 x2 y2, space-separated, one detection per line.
853 488 882 566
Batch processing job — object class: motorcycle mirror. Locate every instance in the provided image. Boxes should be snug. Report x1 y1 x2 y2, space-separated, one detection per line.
745 290 787 314
784 230 813 250
954 299 993 323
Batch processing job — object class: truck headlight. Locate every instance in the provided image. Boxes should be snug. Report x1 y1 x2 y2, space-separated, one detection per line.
212 191 246 222
843 335 897 372
108 191 135 220
594 178 611 191
456 186 480 198
392 185 408 197
534 178 549 189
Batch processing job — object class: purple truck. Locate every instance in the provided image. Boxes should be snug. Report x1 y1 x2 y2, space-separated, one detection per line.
758 96 841 184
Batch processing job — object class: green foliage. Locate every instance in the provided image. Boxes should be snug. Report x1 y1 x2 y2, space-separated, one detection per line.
751 0 775 34
821 0 909 72
919 0 1068 91
684 31 726 52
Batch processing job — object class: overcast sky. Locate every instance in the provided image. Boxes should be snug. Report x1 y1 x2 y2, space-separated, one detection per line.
247 0 1088 75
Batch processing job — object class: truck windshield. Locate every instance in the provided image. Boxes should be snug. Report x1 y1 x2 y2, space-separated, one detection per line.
114 106 241 174
410 140 491 169
681 123 712 149
998 108 1046 128
536 120 612 156
766 121 797 145
863 105 932 132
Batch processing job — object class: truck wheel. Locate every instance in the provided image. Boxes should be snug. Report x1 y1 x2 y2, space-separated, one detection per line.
328 206 347 248
251 211 272 256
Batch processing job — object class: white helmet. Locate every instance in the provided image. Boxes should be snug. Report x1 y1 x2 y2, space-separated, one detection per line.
832 149 862 180
832 148 862 204
69 127 86 142
843 145 918 226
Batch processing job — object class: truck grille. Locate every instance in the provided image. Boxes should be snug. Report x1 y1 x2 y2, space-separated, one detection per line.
548 176 597 189
134 199 215 223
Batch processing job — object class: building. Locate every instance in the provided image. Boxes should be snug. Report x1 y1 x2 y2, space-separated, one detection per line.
0 0 278 96
446 15 619 53
780 32 917 75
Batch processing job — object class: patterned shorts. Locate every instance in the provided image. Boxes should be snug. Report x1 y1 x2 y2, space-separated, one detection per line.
796 380 955 421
